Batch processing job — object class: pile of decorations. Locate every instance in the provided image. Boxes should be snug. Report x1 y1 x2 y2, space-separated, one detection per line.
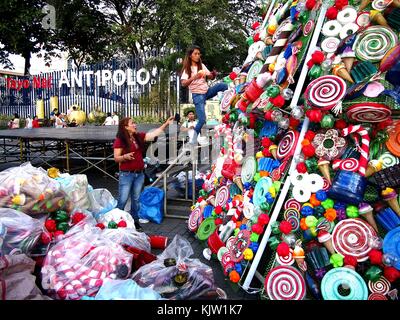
260 0 400 300
189 0 400 300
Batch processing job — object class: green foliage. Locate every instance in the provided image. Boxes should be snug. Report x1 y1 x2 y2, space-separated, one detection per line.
131 115 164 124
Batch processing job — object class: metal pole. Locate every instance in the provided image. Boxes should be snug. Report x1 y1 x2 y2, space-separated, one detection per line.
19 138 23 163
163 174 168 216
242 2 328 291
65 141 70 172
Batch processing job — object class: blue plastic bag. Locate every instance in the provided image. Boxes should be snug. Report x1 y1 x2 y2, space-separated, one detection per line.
92 279 162 300
138 187 164 224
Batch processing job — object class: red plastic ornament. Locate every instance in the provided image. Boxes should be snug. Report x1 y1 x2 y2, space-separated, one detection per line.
54 230 65 238
117 220 127 228
307 59 315 69
262 137 272 148
335 119 347 129
258 213 270 225
311 51 325 64
253 33 261 42
306 109 323 123
269 95 285 108
262 148 271 157
335 0 348 10
326 7 338 20
95 223 106 230
368 249 383 265
251 223 264 235
252 21 260 30
229 72 237 81
215 218 223 225
306 0 316 10
383 266 400 282
264 110 273 121
40 232 52 245
296 162 308 173
71 212 85 225
289 117 300 128
302 144 316 157
277 242 290 257
45 219 57 232
229 270 241 283
279 221 293 234
343 255 358 268
214 205 223 214
304 130 316 141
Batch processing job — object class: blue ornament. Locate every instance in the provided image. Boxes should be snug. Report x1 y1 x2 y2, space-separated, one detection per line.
249 242 259 252
284 44 293 59
316 190 328 202
265 193 274 204
276 68 288 85
244 182 252 190
235 263 243 274
334 202 346 211
301 206 314 217
240 224 247 230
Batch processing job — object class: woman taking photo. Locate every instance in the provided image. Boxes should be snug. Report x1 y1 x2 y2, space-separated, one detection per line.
180 45 228 145
113 116 174 231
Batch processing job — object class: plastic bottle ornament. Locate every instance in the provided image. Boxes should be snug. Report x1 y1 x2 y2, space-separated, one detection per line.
271 110 283 122
368 236 383 250
382 253 399 267
291 106 304 120
281 233 297 247
296 1 306 12
282 88 294 100
321 114 335 129
308 64 322 79
278 117 290 130
266 85 281 98
294 153 305 164
321 59 333 72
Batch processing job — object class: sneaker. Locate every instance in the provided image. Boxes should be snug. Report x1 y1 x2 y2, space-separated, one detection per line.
134 221 144 232
139 218 149 224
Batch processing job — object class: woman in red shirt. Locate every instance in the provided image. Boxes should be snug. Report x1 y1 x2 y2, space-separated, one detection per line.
113 116 174 231
32 116 40 128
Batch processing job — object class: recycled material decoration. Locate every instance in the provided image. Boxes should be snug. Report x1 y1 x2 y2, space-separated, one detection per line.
321 267 368 300
264 266 306 300
215 186 230 207
382 226 400 270
275 250 295 266
241 156 257 183
253 177 274 208
304 75 347 110
277 130 299 159
220 88 236 112
332 218 377 262
368 277 391 295
352 26 398 63
386 123 400 157
196 217 217 241
229 229 251 263
346 102 392 123
247 60 264 83
188 206 204 232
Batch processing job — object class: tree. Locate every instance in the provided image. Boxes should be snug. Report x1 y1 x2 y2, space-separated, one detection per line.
0 0 58 75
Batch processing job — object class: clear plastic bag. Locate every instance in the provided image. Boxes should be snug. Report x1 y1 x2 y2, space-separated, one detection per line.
56 174 90 210
0 208 45 256
41 227 133 300
0 162 73 215
92 279 162 300
132 235 215 300
97 208 136 229
87 187 117 219
102 228 151 253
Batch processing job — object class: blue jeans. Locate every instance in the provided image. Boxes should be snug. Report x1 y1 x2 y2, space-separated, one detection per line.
117 171 145 220
192 82 228 135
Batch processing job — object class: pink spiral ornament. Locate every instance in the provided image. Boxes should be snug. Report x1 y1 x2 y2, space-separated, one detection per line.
284 198 301 211
220 88 236 112
226 236 236 250
342 125 370 176
332 158 360 172
322 177 331 190
305 75 347 111
215 124 235 160
264 266 306 300
215 186 230 207
303 20 314 36
332 218 377 262
286 215 300 232
275 250 295 266
277 130 299 159
188 206 204 232
284 207 300 220
346 103 391 123
271 168 281 182
368 277 391 295
368 293 388 300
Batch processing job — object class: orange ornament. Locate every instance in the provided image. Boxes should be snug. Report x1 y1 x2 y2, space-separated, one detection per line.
324 208 337 222
259 171 269 177
309 194 321 207
236 221 242 228
300 217 308 230
229 270 241 283
301 139 311 146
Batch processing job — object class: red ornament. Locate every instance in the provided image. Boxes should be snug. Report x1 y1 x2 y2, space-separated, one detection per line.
279 221 292 234
311 51 325 64
307 59 315 69
326 7 338 20
269 95 285 108
334 119 347 129
229 270 240 283
258 213 270 225
249 113 256 129
343 255 358 268
304 130 316 141
197 197 204 203
368 249 383 265
262 148 271 157
229 72 237 81
214 205 223 214
40 231 52 245
95 223 106 230
335 0 348 10
377 118 393 131
262 137 272 148
264 110 273 121
302 144 316 158
383 266 400 282
45 219 57 232
252 21 260 30
276 242 290 257
251 223 264 235
306 0 316 10
253 33 261 42
71 212 85 225
215 218 223 225
296 162 308 173
54 230 65 238
289 117 300 128
117 220 127 228
306 109 323 123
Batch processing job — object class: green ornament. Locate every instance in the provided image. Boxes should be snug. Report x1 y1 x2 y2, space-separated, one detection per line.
254 131 259 139
250 233 259 242
234 228 240 236
365 266 383 282
305 158 318 172
250 214 259 224
229 112 238 122
308 64 322 80
260 201 270 211
321 114 335 129
266 85 280 98
298 10 309 24
246 36 254 46
315 206 325 217
240 116 249 126
346 205 359 218
269 135 276 142
321 198 334 210
305 215 318 228
271 221 280 235
273 181 281 193
330 253 344 268
199 189 208 198
268 236 280 250
254 172 261 182
57 222 69 233
55 210 69 223
108 221 118 229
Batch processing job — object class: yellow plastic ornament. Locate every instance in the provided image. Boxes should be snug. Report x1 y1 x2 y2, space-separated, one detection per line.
243 248 254 261
302 202 314 208
268 186 276 198
310 226 318 237
256 151 264 159
47 167 60 179
268 64 275 73
12 194 26 206
267 25 277 35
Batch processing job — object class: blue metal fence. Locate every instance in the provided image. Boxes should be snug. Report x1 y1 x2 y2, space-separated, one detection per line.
0 49 179 121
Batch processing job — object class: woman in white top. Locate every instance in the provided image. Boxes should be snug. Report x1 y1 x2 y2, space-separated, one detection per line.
25 115 33 129
9 113 20 129
103 112 114 125
112 112 119 125
54 113 65 128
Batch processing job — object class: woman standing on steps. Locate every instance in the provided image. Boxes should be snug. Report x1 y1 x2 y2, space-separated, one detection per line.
180 45 228 145
113 116 174 231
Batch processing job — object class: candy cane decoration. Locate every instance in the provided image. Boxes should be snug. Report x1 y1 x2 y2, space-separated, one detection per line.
215 124 235 161
342 125 370 176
